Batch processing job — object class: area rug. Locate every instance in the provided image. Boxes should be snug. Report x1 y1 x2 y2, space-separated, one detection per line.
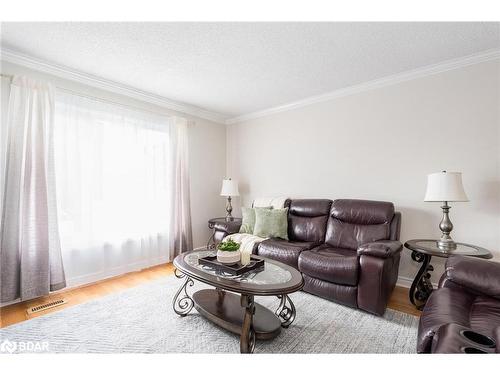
0 276 418 353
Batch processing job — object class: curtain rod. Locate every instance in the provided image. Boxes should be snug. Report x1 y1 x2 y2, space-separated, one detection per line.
0 73 191 122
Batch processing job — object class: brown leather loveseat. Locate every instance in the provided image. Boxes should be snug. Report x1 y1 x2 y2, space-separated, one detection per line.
215 198 402 316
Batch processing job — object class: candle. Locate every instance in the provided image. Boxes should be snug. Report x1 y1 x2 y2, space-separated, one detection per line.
241 248 251 266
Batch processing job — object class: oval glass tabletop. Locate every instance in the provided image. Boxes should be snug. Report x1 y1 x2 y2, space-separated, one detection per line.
404 239 492 259
173 250 304 295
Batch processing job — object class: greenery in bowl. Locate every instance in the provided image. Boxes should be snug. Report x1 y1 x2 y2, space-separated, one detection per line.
217 239 240 252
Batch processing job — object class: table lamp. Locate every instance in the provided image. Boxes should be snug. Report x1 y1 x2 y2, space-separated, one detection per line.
220 178 239 221
424 171 468 250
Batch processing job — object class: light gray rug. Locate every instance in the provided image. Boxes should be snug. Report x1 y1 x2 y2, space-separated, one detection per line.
0 276 418 353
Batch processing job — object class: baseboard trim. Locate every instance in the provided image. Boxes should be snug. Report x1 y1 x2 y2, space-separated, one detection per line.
65 255 170 289
396 276 414 289
0 256 170 308
1 298 21 307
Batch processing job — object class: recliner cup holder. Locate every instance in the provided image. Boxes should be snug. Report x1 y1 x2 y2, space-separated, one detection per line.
461 347 488 354
460 330 496 348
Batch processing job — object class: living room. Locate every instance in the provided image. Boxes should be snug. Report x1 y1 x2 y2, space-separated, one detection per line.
1 1 499 372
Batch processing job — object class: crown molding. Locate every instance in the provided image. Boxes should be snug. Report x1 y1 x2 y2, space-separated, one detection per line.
3 47 499 126
0 47 228 124
226 48 500 125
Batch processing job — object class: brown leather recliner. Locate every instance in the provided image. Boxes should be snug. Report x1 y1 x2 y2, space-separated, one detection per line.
298 199 401 315
214 198 402 316
417 256 500 353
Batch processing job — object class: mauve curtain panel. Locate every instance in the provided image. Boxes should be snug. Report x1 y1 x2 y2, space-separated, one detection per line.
1 76 66 303
169 118 193 258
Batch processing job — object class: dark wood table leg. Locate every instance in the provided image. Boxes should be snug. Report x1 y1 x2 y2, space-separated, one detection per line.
240 294 256 354
409 251 434 310
172 269 195 316
275 294 296 328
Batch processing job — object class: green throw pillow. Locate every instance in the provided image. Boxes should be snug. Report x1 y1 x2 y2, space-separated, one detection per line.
239 206 273 234
239 207 256 234
253 207 289 240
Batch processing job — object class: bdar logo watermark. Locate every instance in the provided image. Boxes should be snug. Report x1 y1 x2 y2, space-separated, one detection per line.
0 339 17 353
0 339 49 353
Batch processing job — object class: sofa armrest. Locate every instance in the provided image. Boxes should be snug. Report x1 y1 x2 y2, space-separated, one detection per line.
213 221 241 235
357 240 402 259
443 256 500 299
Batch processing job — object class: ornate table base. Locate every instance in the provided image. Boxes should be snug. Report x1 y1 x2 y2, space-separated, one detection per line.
409 251 434 310
172 270 297 353
405 239 492 311
172 269 195 316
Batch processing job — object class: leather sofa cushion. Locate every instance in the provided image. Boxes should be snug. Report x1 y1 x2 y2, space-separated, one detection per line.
357 240 402 258
325 199 394 250
287 199 332 243
330 199 395 225
325 219 390 250
257 238 316 268
289 199 332 217
444 256 500 299
417 287 474 353
417 287 500 353
468 295 500 334
298 245 359 286
302 274 358 308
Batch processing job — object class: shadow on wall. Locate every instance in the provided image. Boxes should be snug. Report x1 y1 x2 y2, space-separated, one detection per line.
476 179 500 216
398 206 437 241
397 206 447 285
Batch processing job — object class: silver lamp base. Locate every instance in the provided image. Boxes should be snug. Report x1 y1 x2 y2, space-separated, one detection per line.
436 201 457 251
225 196 233 221
437 237 457 251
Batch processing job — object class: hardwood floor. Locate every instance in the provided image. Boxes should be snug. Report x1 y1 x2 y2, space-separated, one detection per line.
388 285 421 317
0 263 175 328
0 263 420 328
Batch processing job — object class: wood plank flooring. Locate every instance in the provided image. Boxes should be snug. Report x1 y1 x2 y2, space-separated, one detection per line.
0 262 420 328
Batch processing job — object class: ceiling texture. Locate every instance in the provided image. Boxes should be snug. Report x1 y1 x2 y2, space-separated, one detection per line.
1 22 499 122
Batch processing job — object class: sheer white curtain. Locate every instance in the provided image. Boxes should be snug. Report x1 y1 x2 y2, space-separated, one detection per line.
54 92 184 285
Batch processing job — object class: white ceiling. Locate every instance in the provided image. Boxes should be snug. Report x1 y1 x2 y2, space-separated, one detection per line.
1 22 499 121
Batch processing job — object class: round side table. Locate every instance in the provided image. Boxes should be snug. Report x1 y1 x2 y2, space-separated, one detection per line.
404 239 492 310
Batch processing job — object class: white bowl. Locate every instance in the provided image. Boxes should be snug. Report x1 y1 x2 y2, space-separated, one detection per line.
217 250 241 265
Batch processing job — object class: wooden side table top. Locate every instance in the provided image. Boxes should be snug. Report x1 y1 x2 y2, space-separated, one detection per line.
404 239 492 259
208 217 242 228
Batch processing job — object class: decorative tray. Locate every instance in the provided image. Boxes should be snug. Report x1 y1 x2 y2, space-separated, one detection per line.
198 255 264 276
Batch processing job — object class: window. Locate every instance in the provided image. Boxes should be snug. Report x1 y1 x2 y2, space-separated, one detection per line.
54 92 172 284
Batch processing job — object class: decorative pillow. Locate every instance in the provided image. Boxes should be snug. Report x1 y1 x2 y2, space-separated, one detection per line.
253 207 289 240
239 206 272 234
239 207 256 234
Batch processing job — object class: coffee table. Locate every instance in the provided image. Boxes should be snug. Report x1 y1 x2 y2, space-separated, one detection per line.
172 249 304 353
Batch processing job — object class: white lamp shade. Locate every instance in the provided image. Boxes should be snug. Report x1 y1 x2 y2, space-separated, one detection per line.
220 179 239 197
424 171 469 202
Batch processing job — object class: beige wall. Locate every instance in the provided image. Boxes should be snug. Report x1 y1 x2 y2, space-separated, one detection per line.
0 61 227 250
227 59 500 285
